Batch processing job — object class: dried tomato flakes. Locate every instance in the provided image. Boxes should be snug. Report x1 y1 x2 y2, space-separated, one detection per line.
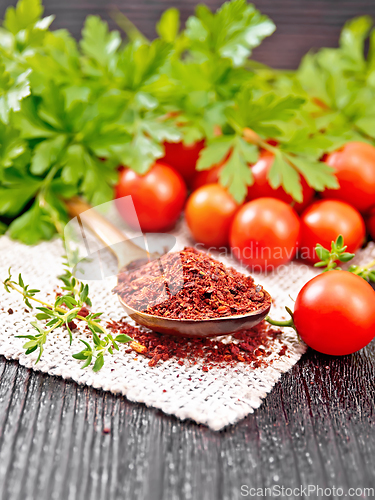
107 319 286 370
114 247 270 320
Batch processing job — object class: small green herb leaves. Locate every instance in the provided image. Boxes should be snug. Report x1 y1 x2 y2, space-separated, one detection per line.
314 234 355 271
348 261 375 282
314 234 375 282
3 260 145 371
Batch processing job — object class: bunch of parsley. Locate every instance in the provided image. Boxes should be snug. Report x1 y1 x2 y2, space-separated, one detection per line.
0 0 355 243
156 1 338 202
261 17 375 152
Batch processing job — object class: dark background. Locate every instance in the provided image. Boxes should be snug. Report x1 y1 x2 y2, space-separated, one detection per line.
1 0 375 68
1 1 375 499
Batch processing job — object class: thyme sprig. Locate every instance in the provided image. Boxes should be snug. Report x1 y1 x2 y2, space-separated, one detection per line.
348 259 375 282
266 236 375 331
314 235 375 282
314 235 355 271
3 262 145 371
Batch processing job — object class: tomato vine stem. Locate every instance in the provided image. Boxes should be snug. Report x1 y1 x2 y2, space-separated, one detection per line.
265 316 294 328
266 306 296 330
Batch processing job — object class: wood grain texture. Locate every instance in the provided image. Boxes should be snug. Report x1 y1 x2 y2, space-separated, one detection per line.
0 341 374 500
1 0 375 68
1 1 375 497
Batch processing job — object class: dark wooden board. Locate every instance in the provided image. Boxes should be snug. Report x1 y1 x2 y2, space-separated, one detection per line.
0 340 374 500
1 0 375 68
1 0 375 497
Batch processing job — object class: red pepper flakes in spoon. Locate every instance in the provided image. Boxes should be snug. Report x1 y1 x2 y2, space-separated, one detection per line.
114 247 270 320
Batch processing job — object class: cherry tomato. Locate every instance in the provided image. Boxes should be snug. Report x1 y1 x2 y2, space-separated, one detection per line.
247 151 315 213
299 200 365 264
367 207 375 240
230 198 300 271
115 162 187 232
185 184 238 247
161 140 205 185
294 271 375 355
192 166 221 191
323 141 375 213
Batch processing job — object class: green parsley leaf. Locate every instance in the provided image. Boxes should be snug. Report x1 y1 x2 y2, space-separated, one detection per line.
236 136 258 163
0 122 25 171
117 39 172 91
219 139 253 202
80 154 117 206
30 135 67 175
186 0 275 66
156 8 180 43
8 200 56 244
80 16 121 67
0 62 30 123
227 87 305 137
288 155 339 192
60 144 86 185
196 137 233 171
339 16 372 68
116 132 163 174
14 96 56 139
268 152 303 202
0 174 41 216
4 0 43 35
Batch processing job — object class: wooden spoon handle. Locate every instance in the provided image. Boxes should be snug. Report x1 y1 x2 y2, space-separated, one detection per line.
65 198 149 269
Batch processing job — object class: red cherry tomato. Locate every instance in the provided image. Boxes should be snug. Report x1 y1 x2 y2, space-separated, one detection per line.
161 140 205 185
192 164 223 191
294 271 375 355
185 184 238 247
367 207 375 240
323 141 375 213
230 198 300 271
115 162 187 232
299 200 365 264
247 151 315 214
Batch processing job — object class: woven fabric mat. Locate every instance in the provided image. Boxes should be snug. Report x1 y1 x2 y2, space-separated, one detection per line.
0 226 373 431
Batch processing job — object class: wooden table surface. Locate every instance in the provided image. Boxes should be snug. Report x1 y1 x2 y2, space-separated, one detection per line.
0 344 374 499
1 1 375 498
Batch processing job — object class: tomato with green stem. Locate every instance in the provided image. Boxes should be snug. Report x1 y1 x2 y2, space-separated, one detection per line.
230 198 300 271
267 236 375 355
186 184 238 248
322 142 375 214
115 162 187 232
299 200 365 264
268 271 375 356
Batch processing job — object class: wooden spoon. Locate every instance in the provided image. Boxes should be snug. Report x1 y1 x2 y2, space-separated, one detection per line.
66 198 271 337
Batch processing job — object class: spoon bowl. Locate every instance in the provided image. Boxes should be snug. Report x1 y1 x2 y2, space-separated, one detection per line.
118 291 272 337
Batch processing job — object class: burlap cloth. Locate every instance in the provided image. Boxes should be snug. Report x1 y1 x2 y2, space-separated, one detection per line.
0 220 373 430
